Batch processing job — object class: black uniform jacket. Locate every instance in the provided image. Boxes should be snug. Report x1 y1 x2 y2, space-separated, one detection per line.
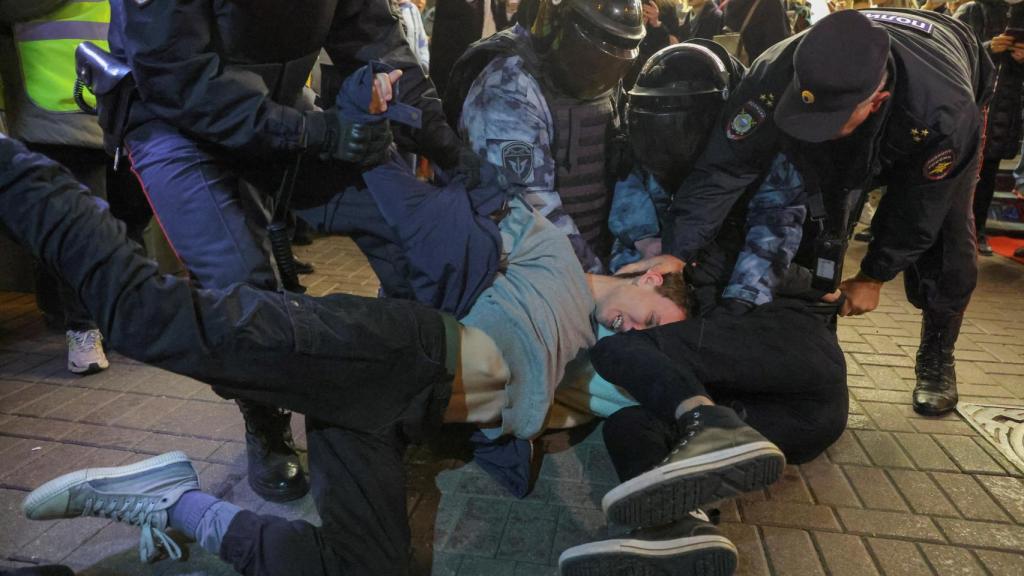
108 0 460 165
667 9 994 283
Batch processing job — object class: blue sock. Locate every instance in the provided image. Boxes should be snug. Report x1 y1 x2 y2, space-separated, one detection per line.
168 490 242 556
168 490 219 539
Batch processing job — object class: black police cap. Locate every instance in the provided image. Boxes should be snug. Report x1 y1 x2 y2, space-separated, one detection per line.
774 10 890 143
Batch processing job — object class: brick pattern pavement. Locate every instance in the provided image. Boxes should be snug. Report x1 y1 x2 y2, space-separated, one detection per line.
1 238 1023 575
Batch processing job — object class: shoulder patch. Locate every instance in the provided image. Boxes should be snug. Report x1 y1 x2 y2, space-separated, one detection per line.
726 100 768 141
500 141 535 182
923 149 956 181
862 11 933 35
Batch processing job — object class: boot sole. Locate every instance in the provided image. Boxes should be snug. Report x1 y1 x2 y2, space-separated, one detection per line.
603 442 784 528
559 534 737 576
67 361 108 375
23 451 192 519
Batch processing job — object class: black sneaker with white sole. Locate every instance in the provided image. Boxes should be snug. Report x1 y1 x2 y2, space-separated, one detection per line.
603 405 784 528
558 509 737 576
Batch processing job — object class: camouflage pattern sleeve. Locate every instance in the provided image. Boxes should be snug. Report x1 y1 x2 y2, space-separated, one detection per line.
608 168 670 272
460 55 604 272
722 153 807 306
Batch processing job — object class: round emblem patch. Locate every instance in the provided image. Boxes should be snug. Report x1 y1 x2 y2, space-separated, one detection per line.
726 101 767 141
801 90 815 104
923 149 956 181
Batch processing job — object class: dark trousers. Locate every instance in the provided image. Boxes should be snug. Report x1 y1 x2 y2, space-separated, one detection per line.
972 156 1000 238
591 300 849 477
221 423 414 575
0 140 453 575
25 143 107 331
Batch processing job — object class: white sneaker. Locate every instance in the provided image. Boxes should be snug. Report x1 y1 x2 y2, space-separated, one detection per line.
67 329 109 375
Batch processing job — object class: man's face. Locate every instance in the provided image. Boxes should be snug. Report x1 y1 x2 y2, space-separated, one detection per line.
596 273 687 333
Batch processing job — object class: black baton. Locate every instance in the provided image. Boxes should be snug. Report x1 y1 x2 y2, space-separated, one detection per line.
269 156 305 293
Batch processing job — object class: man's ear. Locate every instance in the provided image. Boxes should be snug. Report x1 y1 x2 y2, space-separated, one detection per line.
640 269 665 287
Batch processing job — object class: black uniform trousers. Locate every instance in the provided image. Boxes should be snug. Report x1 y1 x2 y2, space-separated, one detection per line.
591 300 849 480
0 139 452 575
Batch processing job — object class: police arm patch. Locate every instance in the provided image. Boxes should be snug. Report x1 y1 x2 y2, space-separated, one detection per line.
923 149 956 181
499 141 535 183
726 100 768 141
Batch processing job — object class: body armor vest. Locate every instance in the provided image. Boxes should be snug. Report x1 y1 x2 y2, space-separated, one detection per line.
447 26 615 258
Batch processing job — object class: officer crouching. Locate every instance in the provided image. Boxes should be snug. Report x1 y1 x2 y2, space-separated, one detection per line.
660 9 994 417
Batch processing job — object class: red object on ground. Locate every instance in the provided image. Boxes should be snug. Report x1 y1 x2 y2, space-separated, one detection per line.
987 235 1024 264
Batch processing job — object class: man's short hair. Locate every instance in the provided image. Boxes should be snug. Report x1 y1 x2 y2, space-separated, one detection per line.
616 270 691 317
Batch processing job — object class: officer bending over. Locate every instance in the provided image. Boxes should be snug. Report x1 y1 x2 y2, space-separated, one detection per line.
641 9 994 417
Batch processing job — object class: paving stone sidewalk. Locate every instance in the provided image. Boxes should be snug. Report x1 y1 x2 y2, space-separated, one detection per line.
1 237 1023 576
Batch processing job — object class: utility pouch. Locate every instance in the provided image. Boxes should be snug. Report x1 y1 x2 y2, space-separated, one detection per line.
74 41 135 167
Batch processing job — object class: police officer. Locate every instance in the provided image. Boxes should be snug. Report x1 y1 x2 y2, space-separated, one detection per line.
657 9 994 417
0 0 112 375
445 0 646 273
107 0 470 503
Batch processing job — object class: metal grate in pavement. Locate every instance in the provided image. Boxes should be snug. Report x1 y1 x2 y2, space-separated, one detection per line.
957 402 1024 474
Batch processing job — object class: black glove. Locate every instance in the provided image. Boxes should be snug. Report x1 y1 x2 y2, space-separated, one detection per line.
305 110 392 167
452 146 484 189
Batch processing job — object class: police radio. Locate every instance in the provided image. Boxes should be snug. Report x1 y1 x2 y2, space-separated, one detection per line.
812 232 846 293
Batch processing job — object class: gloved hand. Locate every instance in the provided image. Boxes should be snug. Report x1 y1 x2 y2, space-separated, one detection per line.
452 146 485 189
304 109 392 167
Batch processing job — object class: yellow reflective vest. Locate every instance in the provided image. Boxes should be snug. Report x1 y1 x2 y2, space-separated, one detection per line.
13 0 109 112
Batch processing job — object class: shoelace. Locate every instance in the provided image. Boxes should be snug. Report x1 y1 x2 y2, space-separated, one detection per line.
82 495 182 562
70 330 102 351
660 410 704 464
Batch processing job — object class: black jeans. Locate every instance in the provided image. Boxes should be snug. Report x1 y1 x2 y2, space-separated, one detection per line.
592 300 849 478
972 155 1000 238
0 138 453 575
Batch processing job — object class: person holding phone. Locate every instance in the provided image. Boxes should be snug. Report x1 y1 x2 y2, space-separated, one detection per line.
955 0 1024 256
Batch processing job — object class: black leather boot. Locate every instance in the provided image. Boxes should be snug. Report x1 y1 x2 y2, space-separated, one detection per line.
236 400 309 502
913 312 962 416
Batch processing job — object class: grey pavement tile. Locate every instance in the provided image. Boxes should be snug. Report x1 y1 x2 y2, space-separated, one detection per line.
973 549 1024 576
836 508 945 542
935 518 1024 551
740 501 840 531
0 488 55 558
893 432 959 472
887 470 959 517
537 448 585 482
495 502 558 565
717 523 769 576
61 522 146 574
513 562 558 575
134 433 225 462
761 527 825 576
18 517 111 565
826 430 873 466
932 435 1006 474
456 556 516 576
974 475 1024 523
917 543 986 576
866 538 933 576
814 531 879 576
549 506 606 559
544 479 612 510
855 431 915 469
930 472 1010 522
442 497 511 557
765 465 814 504
799 457 861 508
843 466 908 512
62 422 146 451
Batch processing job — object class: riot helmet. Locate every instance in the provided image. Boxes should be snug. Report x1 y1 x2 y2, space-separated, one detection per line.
626 39 745 191
531 0 645 100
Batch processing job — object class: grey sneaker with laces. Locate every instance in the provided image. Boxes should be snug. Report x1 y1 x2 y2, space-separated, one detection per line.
558 509 737 576
22 451 198 563
66 328 109 375
603 405 785 528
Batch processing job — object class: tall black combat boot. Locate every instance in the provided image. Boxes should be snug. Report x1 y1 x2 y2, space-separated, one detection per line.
236 400 309 502
913 312 963 416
